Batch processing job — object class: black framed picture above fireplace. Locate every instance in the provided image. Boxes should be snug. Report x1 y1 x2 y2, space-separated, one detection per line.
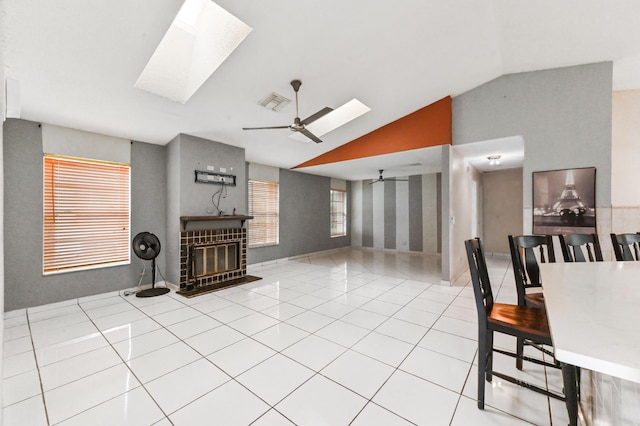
532 167 596 235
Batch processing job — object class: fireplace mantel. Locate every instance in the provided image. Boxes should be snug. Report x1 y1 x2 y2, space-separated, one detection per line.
180 215 253 231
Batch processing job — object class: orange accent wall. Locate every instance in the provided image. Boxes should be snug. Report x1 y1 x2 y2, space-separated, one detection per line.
293 96 451 169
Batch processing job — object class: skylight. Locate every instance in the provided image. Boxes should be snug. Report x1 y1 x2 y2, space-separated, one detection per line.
135 0 252 103
289 99 371 143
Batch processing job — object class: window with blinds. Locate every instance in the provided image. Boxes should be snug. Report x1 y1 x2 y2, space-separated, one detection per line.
248 179 279 248
331 189 347 237
43 154 130 274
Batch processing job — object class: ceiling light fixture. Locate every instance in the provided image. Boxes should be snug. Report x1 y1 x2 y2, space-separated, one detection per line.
487 155 501 166
135 0 252 103
289 99 371 143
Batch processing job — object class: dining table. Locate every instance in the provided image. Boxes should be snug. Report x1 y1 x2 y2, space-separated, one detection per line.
539 260 640 426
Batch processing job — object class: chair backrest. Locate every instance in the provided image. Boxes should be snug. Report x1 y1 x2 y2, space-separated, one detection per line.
610 233 640 261
559 233 603 262
465 238 493 329
508 235 555 306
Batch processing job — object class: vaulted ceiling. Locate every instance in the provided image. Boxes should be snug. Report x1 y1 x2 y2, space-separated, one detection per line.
3 0 640 180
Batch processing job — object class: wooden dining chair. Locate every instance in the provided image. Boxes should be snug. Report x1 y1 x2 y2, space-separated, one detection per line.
508 234 557 369
559 233 603 262
508 235 556 309
610 233 640 261
465 238 564 410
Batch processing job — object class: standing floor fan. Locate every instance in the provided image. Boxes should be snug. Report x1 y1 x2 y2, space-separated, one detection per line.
132 232 170 297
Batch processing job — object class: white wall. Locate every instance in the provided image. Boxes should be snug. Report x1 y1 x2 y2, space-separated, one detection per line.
611 90 640 234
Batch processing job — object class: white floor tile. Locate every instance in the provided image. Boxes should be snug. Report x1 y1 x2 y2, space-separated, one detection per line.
151 306 202 327
260 302 306 321
113 328 179 361
400 346 472 393
276 374 367 425
207 304 255 323
251 409 296 425
450 395 535 425
126 342 201 383
227 312 280 335
44 364 140 424
282 335 346 371
418 328 478 363
35 332 108 366
31 321 100 349
432 315 477 340
166 315 221 339
310 300 355 319
40 345 122 391
92 310 148 332
351 402 415 425
206 338 276 377
315 320 370 348
3 369 42 407
101 317 162 344
184 324 245 356
321 350 395 398
83 301 138 320
3 336 33 358
2 394 48 426
57 386 165 426
351 332 414 367
252 323 310 351
392 306 439 328
360 299 403 316
288 294 327 309
3 350 37 379
169 380 269 426
145 358 230 414
284 311 335 333
237 354 314 405
374 317 429 345
137 298 186 316
373 370 459 425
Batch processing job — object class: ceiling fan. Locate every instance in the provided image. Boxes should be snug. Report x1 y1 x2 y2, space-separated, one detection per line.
242 79 333 143
370 170 409 184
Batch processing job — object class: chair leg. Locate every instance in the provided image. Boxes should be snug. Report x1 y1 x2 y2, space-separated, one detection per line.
477 328 487 409
486 330 493 383
516 337 524 370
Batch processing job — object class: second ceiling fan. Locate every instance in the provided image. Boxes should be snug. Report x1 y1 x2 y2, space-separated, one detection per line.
370 170 409 184
242 80 332 143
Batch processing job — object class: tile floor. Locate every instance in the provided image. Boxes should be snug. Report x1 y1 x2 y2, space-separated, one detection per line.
2 247 569 425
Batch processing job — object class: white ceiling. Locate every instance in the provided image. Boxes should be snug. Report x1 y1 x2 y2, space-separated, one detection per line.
3 0 640 180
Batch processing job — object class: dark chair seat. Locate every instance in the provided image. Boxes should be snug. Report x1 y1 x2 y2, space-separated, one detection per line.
524 292 545 309
488 303 552 344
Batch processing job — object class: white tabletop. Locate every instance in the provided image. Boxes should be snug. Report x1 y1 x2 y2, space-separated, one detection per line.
540 261 640 384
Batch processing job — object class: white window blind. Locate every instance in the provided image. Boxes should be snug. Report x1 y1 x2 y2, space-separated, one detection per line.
248 179 279 248
331 189 347 237
43 154 130 274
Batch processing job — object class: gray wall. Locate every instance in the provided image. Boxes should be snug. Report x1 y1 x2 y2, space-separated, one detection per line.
482 168 523 254
453 62 613 209
247 169 350 264
3 119 167 310
351 174 441 253
165 133 247 284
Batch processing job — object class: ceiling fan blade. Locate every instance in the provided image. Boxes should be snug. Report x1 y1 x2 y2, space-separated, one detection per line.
300 107 333 125
299 128 323 143
242 125 291 130
385 178 409 182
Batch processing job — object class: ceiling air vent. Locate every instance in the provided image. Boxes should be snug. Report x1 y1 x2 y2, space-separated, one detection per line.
259 93 291 111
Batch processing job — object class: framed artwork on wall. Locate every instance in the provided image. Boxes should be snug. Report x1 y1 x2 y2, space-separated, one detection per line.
532 167 596 235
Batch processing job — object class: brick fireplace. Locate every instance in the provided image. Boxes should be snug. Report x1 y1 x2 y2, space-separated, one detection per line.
177 216 258 296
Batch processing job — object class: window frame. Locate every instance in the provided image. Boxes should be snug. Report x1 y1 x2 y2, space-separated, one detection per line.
330 188 348 238
43 154 131 275
247 179 280 248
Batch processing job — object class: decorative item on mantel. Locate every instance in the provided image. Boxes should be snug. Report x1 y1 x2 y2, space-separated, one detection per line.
176 214 261 298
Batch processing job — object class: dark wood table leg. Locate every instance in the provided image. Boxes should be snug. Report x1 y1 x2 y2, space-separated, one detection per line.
561 363 578 426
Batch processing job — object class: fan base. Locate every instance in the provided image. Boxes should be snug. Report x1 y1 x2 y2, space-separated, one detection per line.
136 287 170 298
